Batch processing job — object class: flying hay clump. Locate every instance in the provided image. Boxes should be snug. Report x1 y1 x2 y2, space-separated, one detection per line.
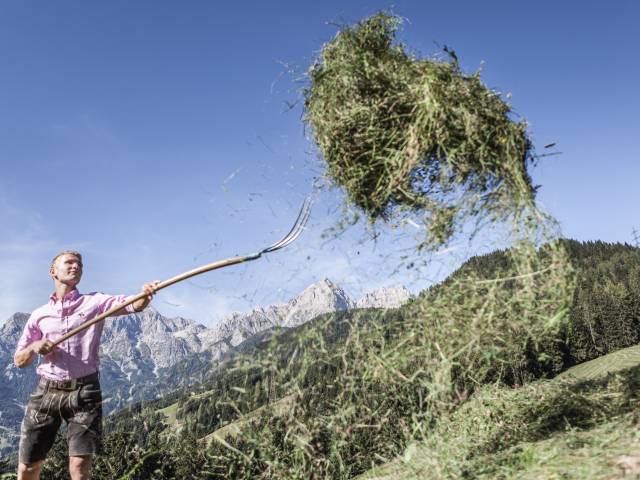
305 13 535 246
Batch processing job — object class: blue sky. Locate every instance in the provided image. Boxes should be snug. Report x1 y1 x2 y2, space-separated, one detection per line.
1 1 638 325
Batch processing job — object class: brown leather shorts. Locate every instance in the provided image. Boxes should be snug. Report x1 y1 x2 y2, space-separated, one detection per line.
18 374 102 464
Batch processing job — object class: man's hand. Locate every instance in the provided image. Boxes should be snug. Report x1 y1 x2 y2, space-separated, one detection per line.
142 281 160 299
31 339 55 355
132 281 160 312
14 339 55 368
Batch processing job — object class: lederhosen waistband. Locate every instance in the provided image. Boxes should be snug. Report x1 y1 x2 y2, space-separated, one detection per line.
38 371 100 391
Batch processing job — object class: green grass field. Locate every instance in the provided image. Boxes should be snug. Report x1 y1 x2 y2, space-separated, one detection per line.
202 394 296 445
156 389 218 430
153 345 640 479
360 344 640 480
362 414 640 480
157 391 296 446
560 345 640 381
154 345 640 479
157 402 179 427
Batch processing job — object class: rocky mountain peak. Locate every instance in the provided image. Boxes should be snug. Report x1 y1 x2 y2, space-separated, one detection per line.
207 278 410 342
0 312 28 335
0 313 28 357
355 286 411 309
283 278 354 327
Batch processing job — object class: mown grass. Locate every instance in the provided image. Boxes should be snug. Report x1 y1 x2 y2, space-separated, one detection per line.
360 345 640 479
364 414 640 480
305 12 536 247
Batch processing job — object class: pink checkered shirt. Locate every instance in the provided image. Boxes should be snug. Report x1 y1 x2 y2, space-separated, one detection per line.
15 288 136 381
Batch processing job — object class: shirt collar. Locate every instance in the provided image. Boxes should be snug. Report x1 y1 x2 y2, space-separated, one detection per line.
50 288 80 303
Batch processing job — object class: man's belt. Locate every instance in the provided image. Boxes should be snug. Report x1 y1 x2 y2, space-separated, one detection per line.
39 371 99 391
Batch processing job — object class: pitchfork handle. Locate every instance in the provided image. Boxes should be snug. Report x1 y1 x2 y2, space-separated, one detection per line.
50 254 258 348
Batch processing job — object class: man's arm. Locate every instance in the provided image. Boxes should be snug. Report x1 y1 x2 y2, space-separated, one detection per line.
14 339 54 368
102 281 160 317
131 281 160 312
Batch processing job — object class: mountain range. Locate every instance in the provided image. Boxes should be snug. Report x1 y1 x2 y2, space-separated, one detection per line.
0 279 409 457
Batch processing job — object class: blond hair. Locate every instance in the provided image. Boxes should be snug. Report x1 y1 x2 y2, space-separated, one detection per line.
51 250 83 269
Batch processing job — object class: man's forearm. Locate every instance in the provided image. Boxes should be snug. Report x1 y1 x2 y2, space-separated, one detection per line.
132 281 159 312
14 339 53 367
132 296 151 312
14 347 36 368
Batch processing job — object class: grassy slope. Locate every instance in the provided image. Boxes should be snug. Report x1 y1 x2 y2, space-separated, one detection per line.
202 394 295 445
143 241 640 478
157 391 295 444
363 416 640 480
155 346 640 479
559 345 640 381
360 345 640 480
157 389 217 433
157 402 179 427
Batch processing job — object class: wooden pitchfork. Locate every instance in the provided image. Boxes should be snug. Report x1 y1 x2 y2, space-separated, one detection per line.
51 198 312 348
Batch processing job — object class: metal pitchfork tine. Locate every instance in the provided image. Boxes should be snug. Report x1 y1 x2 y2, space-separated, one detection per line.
260 197 311 254
52 198 313 348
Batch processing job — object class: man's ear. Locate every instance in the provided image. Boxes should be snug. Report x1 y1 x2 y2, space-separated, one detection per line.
50 265 58 280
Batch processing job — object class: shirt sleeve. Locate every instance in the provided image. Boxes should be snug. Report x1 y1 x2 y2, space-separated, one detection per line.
15 312 43 353
98 293 138 316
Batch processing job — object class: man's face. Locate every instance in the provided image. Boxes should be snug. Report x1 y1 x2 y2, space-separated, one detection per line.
51 254 83 286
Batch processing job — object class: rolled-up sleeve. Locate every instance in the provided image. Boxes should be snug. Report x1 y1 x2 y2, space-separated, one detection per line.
97 293 137 316
15 313 42 354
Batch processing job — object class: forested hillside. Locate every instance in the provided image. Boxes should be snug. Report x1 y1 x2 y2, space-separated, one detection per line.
456 239 640 373
3 239 639 479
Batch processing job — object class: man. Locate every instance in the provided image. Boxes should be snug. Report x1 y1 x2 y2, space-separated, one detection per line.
13 251 159 480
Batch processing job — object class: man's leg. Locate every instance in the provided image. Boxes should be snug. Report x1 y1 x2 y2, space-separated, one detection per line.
69 455 92 480
18 383 61 480
17 460 44 480
66 378 102 480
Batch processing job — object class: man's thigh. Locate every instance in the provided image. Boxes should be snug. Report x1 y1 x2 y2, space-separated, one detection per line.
66 380 103 457
19 383 62 465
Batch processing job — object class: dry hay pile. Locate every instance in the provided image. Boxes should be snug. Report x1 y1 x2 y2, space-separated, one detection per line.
305 13 535 246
